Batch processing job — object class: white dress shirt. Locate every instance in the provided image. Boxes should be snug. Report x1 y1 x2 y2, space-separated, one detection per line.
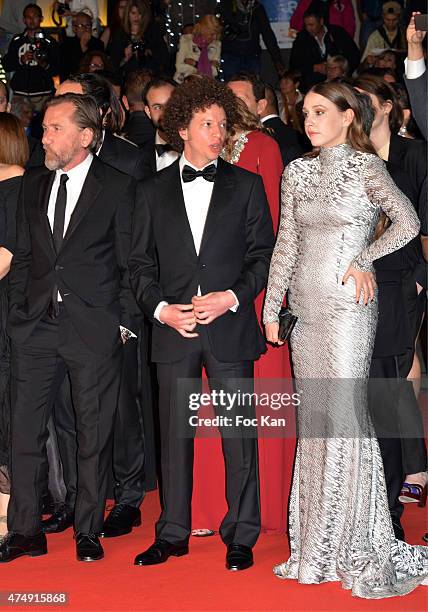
48 153 93 301
154 154 238 322
404 57 426 79
155 131 179 172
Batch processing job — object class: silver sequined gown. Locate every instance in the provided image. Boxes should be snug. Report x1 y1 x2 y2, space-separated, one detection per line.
263 144 428 598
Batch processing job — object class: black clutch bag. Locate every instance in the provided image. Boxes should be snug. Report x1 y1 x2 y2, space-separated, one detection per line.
278 307 298 342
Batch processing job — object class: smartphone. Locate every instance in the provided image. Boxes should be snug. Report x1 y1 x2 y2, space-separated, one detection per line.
414 14 428 31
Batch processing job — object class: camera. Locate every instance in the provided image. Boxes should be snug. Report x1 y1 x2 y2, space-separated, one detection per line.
414 14 428 31
131 40 146 53
57 2 70 16
29 31 48 63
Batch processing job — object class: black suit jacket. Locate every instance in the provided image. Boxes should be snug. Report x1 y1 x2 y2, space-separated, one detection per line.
389 133 427 234
123 111 156 149
290 26 360 88
262 116 303 167
404 71 427 141
129 158 275 363
98 130 147 181
8 156 139 355
139 140 157 180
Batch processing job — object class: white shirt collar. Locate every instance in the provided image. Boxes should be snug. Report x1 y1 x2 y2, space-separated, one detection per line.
155 131 167 145
179 153 218 172
261 114 279 122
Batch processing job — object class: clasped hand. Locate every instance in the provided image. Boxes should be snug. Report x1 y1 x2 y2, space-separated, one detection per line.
159 291 236 338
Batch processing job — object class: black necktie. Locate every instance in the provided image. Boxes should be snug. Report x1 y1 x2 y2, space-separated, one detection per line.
182 164 217 183
155 143 173 157
52 174 69 253
49 174 68 319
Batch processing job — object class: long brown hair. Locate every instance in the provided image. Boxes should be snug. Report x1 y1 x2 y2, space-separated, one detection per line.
305 81 377 158
0 112 29 167
304 82 390 239
352 75 403 132
122 0 151 39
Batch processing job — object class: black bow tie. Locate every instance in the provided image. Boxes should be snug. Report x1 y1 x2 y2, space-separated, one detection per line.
155 143 173 157
182 164 217 183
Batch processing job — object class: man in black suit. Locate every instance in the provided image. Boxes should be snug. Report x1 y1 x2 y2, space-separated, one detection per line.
129 76 274 570
259 84 304 166
122 70 156 148
42 72 148 540
404 13 427 140
0 93 137 563
139 76 178 180
227 72 303 167
289 8 360 91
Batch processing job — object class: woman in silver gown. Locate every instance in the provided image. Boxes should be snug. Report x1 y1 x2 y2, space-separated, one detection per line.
263 81 428 598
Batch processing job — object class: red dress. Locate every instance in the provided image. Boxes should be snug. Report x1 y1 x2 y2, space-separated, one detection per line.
192 131 296 534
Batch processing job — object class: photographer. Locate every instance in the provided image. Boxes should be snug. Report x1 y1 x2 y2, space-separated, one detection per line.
107 0 168 76
2 4 59 111
59 11 104 82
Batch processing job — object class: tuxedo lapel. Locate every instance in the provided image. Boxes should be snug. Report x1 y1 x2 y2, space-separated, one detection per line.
160 161 197 260
150 144 157 173
199 158 235 254
39 170 56 255
61 159 102 248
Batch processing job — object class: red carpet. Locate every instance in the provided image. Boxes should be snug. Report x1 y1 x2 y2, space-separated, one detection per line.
1 492 427 611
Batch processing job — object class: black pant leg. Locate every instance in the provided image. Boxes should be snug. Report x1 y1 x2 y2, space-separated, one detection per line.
155 346 202 544
202 332 261 548
58 311 122 535
53 376 77 510
113 334 145 507
9 316 66 536
369 356 404 524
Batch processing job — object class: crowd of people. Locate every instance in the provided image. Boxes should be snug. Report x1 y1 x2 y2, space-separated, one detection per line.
0 0 425 602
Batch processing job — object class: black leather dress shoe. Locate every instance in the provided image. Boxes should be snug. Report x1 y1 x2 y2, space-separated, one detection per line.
226 544 254 571
75 533 104 562
42 507 74 534
0 532 47 563
134 539 188 566
99 504 141 538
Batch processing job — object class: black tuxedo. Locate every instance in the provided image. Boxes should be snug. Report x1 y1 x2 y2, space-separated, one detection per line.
139 141 157 180
98 129 147 181
7 156 137 536
129 157 274 546
123 111 156 149
262 116 303 167
130 158 274 364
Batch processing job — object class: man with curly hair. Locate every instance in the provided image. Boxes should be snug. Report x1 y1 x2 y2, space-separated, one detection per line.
129 76 275 571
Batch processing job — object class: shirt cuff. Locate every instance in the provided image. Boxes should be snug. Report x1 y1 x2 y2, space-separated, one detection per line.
405 57 426 79
154 301 169 323
119 325 137 339
227 289 239 313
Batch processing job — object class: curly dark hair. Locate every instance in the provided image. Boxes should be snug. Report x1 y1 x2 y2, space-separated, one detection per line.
162 75 240 152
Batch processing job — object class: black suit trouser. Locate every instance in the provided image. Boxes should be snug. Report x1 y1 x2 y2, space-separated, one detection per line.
8 306 122 536
54 325 146 509
155 327 261 548
369 355 427 525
